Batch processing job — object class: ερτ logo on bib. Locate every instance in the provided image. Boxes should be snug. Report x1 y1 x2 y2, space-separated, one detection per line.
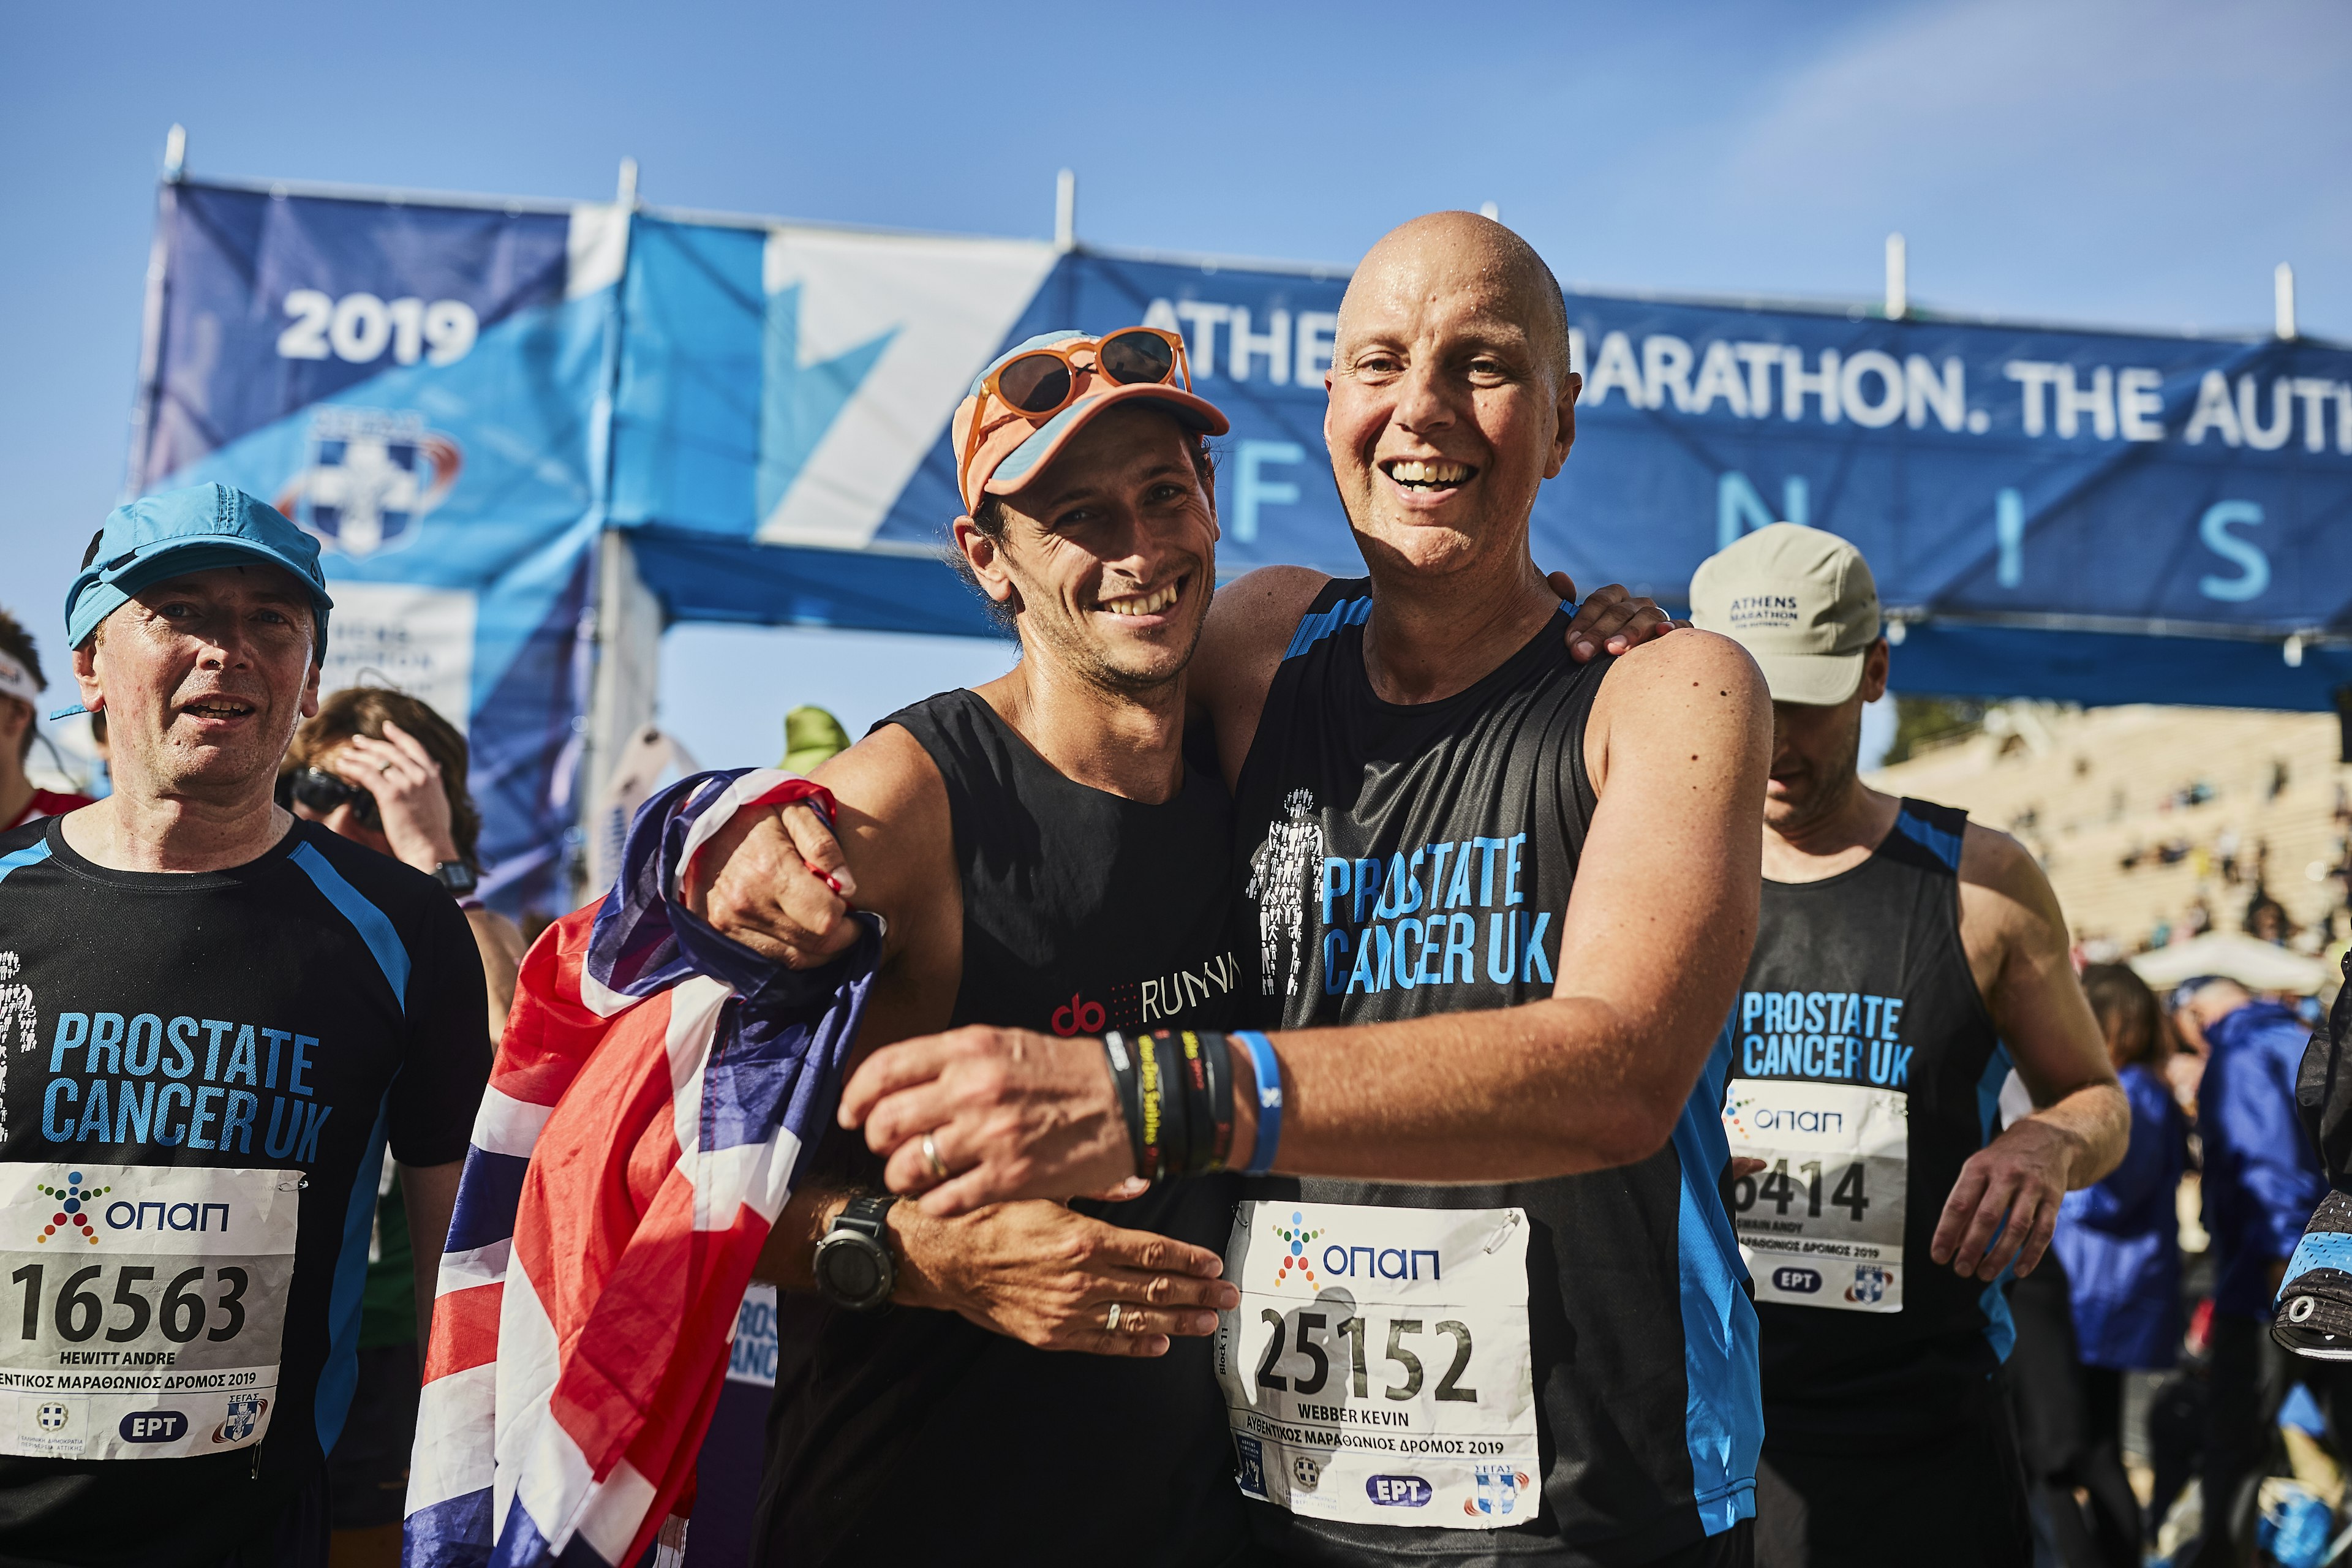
29 1171 111 1246
1268 1211 1325 1289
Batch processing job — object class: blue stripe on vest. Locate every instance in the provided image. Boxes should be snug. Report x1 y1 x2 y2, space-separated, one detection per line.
0 838 54 884
1892 806 1964 872
288 840 411 1012
1671 1017 1763 1534
1973 1040 2019 1362
1283 596 1372 660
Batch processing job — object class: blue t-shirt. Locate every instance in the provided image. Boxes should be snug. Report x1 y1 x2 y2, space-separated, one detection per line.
2203 1001 2326 1318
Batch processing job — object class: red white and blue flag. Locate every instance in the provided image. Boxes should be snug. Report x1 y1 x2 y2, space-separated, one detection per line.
404 769 878 1568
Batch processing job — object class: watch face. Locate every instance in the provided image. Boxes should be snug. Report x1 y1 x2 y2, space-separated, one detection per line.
820 1239 884 1304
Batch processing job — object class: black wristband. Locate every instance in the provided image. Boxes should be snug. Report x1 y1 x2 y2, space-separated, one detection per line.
1200 1031 1236 1172
1102 1032 1148 1182
1174 1031 1221 1176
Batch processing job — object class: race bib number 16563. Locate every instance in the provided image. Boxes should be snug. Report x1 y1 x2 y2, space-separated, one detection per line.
1215 1201 1537 1529
0 1164 299 1460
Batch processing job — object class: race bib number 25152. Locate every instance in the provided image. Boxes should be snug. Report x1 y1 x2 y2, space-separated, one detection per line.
0 1164 298 1460
1215 1201 1537 1530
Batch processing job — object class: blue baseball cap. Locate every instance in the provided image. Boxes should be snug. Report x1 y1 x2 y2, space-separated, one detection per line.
65 484 333 656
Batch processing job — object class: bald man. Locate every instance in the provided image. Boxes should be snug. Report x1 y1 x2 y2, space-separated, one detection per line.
790 213 1775 1566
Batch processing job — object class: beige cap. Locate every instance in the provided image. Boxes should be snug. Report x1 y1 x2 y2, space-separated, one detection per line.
1689 522 1881 706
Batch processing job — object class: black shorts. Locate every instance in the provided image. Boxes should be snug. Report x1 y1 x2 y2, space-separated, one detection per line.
1754 1397 2030 1568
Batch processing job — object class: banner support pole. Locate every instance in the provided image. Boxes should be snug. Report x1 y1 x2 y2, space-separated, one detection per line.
124 126 185 499
1885 232 1907 322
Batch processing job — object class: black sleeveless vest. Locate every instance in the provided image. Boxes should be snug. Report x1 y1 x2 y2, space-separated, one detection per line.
1228 579 1762 1566
755 688 1251 1567
1734 797 2010 1448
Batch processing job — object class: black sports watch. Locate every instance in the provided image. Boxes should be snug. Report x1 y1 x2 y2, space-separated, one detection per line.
431 860 479 896
812 1195 899 1311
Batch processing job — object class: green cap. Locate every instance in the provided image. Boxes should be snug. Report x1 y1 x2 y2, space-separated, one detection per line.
782 705 851 775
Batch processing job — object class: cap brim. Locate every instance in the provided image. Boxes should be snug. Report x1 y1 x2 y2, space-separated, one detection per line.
985 383 1231 497
68 539 335 649
1752 646 1866 706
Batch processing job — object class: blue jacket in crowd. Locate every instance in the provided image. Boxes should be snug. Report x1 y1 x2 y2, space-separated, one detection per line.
2052 1062 2188 1367
2203 1000 2328 1317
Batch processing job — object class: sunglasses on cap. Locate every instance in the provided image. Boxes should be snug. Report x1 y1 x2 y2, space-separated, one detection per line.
285 766 381 831
959 327 1192 484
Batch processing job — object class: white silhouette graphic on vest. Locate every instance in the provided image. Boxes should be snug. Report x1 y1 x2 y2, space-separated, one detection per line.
1246 790 1322 998
0 953 33 1139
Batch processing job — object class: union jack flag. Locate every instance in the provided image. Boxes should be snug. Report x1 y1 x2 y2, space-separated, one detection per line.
403 768 878 1568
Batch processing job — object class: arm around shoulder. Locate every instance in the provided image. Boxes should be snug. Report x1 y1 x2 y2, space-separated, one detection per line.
1190 566 1329 787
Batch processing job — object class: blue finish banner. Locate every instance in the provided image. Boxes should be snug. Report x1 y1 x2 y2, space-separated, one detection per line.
133 181 628 913
613 231 2351 704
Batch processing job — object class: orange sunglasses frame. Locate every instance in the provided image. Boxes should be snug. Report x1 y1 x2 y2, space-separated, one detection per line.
958 327 1194 493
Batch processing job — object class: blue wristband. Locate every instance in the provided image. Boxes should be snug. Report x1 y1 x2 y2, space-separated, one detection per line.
1233 1030 1283 1175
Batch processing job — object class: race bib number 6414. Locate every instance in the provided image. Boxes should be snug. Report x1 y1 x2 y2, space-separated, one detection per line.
1723 1082 1909 1313
0 1164 299 1460
1215 1201 1537 1529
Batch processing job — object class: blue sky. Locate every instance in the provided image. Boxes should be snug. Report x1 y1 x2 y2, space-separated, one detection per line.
4 0 2346 769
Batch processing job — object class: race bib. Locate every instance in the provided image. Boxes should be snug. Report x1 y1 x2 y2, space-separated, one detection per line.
1722 1081 1909 1312
1214 1201 1538 1530
0 1163 300 1459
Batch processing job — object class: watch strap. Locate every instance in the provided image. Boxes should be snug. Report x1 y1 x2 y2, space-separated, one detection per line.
832 1193 896 1242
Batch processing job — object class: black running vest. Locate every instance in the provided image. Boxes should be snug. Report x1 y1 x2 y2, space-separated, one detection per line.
1732 798 2011 1449
1230 580 1761 1566
754 689 1251 1568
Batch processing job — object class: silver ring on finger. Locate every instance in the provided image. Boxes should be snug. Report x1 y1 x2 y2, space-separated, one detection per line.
921 1133 949 1182
1104 1302 1123 1332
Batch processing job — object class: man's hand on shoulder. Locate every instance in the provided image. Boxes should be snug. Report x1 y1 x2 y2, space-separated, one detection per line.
891 1199 1237 1357
1544 571 1684 663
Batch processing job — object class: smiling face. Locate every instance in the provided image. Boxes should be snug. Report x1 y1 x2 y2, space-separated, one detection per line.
1325 213 1580 579
73 564 320 805
956 403 1218 696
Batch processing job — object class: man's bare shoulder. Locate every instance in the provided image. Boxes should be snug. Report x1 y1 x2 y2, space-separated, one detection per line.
1956 818 2065 931
813 720 948 828
1585 630 1768 780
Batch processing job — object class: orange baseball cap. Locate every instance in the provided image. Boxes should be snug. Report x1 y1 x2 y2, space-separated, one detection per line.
953 330 1229 516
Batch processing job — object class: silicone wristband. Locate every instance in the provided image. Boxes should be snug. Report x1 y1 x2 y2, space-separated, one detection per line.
1134 1029 1179 1182
1174 1031 1219 1176
1102 1032 1148 1182
1232 1030 1283 1175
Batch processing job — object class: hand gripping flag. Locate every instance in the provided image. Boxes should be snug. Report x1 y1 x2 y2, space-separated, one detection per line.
404 769 880 1567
